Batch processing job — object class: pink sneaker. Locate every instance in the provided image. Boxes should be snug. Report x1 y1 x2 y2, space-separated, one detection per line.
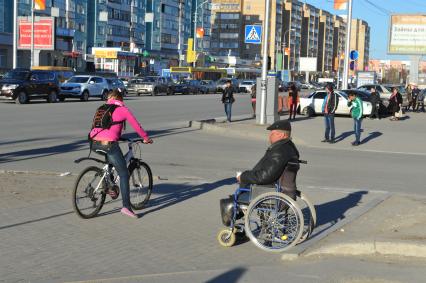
120 207 138 219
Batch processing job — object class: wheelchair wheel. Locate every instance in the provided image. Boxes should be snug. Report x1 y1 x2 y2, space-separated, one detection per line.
245 192 304 252
297 192 317 243
217 228 236 247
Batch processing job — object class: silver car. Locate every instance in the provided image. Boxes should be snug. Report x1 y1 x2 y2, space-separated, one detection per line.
59 75 110 101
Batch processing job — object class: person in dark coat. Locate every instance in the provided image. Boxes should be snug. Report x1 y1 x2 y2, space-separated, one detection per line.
221 80 235 122
388 87 403 121
321 83 339 143
237 120 300 200
369 87 381 119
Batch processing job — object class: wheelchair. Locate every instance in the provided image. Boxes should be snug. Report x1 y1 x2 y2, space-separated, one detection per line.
217 161 316 253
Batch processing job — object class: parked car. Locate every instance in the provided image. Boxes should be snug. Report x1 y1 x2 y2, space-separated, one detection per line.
239 80 256 93
358 83 408 107
173 80 199 95
119 78 129 87
201 80 217 94
59 75 109 101
299 90 372 117
215 78 239 93
0 68 60 104
32 66 74 84
106 78 127 96
132 76 174 96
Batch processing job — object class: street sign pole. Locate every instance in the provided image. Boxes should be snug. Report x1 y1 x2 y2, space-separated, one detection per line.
31 0 35 68
342 0 353 89
260 0 271 125
13 0 18 68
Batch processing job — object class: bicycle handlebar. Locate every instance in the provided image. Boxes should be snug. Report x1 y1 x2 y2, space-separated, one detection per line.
119 137 145 143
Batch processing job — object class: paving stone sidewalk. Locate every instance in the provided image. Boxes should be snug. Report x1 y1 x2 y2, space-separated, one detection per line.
0 171 401 282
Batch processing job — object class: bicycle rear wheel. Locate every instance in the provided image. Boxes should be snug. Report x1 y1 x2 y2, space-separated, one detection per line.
73 166 106 219
128 160 153 210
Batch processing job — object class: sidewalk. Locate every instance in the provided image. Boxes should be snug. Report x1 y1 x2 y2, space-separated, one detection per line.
190 115 426 261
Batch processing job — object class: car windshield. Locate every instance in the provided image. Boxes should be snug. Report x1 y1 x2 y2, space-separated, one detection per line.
3 71 29 80
68 76 90 83
142 77 156 82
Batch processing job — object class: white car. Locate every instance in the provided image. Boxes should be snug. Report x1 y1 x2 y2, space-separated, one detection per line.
299 90 372 117
239 80 256 93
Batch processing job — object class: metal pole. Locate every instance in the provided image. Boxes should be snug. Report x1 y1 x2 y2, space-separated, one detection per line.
342 0 353 89
13 0 18 68
30 0 35 68
193 5 198 68
260 0 271 125
178 0 183 67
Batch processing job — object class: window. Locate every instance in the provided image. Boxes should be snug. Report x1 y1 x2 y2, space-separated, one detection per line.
94 77 104 84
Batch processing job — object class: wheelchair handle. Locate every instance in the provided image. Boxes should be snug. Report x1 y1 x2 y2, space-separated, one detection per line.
298 160 308 164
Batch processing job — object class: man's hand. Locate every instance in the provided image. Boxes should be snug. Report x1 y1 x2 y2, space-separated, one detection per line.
143 138 153 144
236 175 241 183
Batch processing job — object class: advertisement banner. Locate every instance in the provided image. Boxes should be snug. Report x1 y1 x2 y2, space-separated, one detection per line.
94 50 118 59
34 0 46 10
18 17 54 50
334 0 347 10
389 14 426 54
299 57 318 72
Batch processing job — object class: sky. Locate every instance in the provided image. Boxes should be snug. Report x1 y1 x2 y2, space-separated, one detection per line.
305 0 426 60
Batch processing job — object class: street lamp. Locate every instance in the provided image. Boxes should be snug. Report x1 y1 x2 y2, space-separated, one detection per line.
193 0 209 67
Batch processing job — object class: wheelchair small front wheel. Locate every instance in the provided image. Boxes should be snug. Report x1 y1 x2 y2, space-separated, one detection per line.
245 192 304 252
217 228 236 247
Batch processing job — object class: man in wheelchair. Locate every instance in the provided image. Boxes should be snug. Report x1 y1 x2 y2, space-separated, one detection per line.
237 120 300 200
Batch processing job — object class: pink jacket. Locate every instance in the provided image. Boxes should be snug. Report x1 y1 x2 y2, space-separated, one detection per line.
89 99 149 142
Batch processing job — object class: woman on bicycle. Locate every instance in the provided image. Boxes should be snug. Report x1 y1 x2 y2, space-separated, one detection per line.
89 88 153 218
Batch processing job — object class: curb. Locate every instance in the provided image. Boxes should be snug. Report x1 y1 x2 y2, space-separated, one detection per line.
304 240 426 259
189 115 307 145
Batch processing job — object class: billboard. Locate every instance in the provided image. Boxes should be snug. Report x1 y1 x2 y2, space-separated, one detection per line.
299 57 318 72
356 71 377 88
388 14 426 55
18 17 54 50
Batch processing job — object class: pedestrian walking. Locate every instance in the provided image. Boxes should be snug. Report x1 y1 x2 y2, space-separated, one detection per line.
221 80 235 122
411 84 420 112
321 83 339 143
347 92 363 146
415 89 425 112
251 84 256 117
287 83 299 120
388 87 403 121
369 87 380 119
406 84 413 112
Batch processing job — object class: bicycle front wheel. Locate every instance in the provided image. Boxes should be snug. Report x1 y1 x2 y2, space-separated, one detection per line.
73 166 106 219
129 161 153 210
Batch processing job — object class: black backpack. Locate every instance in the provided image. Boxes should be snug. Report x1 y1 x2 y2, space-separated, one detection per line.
88 104 122 140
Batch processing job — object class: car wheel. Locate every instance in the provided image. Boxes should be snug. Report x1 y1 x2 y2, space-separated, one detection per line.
101 90 108 101
303 107 315 117
166 87 174 96
59 97 65 102
15 91 28 105
152 88 158 96
47 90 58 103
81 90 89 101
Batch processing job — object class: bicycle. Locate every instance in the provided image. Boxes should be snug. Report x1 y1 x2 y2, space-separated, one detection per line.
217 160 316 252
72 138 153 219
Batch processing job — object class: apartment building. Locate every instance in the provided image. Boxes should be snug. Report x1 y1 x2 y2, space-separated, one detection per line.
282 0 303 72
350 18 370 72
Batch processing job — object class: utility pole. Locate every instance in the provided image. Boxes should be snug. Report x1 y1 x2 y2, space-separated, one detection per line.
342 0 353 89
13 0 18 68
178 0 183 66
30 0 35 68
259 0 271 125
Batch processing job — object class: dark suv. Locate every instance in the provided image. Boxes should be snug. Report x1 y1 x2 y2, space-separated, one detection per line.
0 68 60 104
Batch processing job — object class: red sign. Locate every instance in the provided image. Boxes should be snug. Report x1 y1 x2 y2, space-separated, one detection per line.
18 17 54 50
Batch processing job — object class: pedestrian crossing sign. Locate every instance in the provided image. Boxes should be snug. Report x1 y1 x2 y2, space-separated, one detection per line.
245 25 262 44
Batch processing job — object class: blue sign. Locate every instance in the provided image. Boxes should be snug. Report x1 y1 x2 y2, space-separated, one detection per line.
281 70 290 82
161 69 171 78
245 25 262 44
350 50 359 60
